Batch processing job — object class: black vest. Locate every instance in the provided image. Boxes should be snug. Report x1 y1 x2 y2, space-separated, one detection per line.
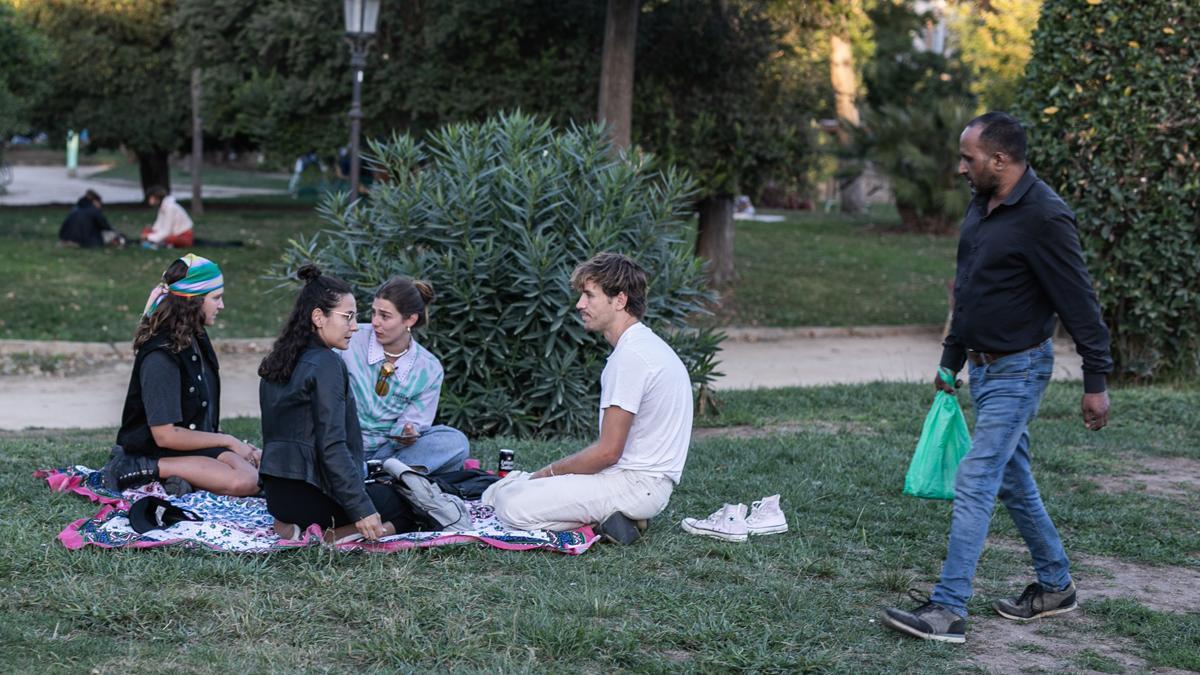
116 331 221 455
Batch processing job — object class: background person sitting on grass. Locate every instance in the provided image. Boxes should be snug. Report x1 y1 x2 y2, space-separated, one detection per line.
58 189 126 248
484 252 693 545
339 276 469 477
99 254 261 497
141 186 194 249
257 265 428 543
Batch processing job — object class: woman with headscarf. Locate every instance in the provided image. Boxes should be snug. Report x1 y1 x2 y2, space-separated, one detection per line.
99 253 261 496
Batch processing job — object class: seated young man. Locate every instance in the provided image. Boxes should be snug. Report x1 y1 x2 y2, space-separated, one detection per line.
484 252 693 544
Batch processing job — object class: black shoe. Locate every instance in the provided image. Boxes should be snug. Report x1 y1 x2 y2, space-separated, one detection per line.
596 512 642 545
162 476 194 497
101 447 160 491
993 581 1078 621
882 590 967 643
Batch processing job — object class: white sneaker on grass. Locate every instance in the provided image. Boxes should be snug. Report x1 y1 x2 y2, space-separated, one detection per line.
680 503 749 542
746 494 788 535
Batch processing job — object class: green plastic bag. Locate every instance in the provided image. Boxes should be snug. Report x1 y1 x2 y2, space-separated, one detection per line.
903 368 971 500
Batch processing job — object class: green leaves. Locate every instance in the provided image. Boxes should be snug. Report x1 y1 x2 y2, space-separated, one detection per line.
276 112 720 437
1021 0 1200 379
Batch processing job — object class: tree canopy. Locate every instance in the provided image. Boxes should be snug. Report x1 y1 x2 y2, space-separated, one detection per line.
0 1 54 139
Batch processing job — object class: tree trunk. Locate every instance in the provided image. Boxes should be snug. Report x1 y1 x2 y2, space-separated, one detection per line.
830 34 867 215
190 67 204 216
136 149 170 201
597 0 639 152
696 196 736 287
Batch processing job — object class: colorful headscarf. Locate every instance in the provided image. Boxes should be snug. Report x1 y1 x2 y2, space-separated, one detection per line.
142 253 224 317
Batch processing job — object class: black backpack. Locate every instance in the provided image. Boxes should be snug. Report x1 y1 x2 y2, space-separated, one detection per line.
430 469 502 500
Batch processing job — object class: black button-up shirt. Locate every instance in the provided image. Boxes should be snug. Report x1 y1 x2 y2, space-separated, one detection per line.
940 167 1113 393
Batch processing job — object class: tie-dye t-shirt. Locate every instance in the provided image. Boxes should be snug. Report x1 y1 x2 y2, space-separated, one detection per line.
337 326 444 455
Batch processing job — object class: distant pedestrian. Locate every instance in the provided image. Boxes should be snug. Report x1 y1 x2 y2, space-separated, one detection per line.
882 112 1112 644
58 190 126 248
141 186 194 249
288 148 326 197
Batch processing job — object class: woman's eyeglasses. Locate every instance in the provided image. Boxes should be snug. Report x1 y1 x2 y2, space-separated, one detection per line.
330 310 357 324
375 360 396 396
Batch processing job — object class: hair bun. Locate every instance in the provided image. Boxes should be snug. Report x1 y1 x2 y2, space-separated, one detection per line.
413 280 435 305
297 264 323 284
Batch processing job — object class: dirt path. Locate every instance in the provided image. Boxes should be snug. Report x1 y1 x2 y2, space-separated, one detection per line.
0 164 284 206
967 537 1200 674
0 328 1085 431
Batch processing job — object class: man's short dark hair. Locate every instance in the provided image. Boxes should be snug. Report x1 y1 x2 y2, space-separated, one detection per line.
966 112 1027 163
571 252 648 320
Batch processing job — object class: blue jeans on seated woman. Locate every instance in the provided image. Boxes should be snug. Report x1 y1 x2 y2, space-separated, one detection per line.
363 425 470 476
930 338 1071 617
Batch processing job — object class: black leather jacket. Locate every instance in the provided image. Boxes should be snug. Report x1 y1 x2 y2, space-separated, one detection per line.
259 339 374 522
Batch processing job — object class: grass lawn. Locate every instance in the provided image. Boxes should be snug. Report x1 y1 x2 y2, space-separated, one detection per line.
722 205 958 327
1 201 959 342
2 383 1197 672
0 205 325 341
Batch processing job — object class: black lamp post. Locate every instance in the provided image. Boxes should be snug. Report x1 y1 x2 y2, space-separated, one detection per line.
343 0 381 199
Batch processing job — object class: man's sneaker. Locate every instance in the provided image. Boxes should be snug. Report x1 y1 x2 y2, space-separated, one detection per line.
993 581 1078 621
680 503 749 542
746 494 788 535
100 447 160 491
595 512 642 545
882 590 967 643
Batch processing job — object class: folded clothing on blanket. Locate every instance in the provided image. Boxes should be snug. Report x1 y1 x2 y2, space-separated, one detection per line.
35 465 597 555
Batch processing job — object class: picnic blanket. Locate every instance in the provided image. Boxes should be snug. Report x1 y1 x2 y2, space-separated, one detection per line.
37 466 597 555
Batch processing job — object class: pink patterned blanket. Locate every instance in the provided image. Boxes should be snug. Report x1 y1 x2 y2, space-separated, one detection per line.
38 466 596 555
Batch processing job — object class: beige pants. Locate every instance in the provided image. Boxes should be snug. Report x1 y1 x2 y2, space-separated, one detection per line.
482 469 675 531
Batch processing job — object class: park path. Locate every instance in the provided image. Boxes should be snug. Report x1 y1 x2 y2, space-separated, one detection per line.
0 165 283 205
0 326 1083 431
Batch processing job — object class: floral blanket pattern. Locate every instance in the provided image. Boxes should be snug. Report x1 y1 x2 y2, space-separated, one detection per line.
37 466 596 555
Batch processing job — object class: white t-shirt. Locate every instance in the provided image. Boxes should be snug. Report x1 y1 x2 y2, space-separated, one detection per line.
599 322 693 484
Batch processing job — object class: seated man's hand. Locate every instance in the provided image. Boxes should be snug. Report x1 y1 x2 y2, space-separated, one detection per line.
530 465 555 480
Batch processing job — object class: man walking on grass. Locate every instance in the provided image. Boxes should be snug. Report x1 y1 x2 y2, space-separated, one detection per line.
484 252 692 545
883 112 1113 643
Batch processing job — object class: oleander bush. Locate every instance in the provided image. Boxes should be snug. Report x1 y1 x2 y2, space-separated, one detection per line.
275 112 722 437
1021 0 1200 378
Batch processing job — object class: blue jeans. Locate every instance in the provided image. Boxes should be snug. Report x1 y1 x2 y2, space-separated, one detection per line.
364 425 470 476
931 339 1071 617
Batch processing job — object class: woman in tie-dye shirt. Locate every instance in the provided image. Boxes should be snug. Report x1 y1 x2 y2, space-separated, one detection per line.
338 276 469 475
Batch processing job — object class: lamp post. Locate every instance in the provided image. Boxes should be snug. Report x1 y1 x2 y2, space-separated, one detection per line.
343 0 381 199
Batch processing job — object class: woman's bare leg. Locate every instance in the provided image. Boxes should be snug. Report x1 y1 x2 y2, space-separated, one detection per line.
158 452 259 497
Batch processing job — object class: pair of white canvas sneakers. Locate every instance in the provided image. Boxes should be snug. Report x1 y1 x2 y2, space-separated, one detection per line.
679 494 788 542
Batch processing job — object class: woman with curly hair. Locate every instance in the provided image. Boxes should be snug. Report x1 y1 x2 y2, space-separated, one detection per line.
257 265 424 542
100 254 261 496
339 276 468 476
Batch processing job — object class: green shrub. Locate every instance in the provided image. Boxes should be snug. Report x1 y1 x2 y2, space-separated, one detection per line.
1021 0 1200 378
274 112 722 438
854 100 974 234
851 0 975 233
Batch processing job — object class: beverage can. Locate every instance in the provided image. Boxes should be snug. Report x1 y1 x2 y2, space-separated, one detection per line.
498 448 515 477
